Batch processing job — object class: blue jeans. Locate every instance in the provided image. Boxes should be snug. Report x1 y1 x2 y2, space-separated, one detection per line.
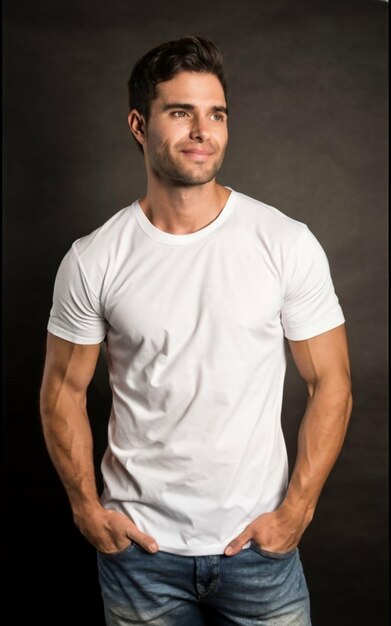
97 540 311 625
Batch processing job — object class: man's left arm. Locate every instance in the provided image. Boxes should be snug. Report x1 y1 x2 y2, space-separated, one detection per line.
225 324 352 556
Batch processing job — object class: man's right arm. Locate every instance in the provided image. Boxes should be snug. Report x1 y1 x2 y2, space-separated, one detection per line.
40 332 160 554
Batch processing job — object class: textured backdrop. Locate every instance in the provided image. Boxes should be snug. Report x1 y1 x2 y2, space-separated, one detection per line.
3 0 388 624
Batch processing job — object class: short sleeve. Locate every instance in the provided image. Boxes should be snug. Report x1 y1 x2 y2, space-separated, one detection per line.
281 226 345 341
47 243 107 344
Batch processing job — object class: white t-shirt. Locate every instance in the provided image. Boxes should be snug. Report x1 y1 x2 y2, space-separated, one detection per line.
48 188 345 556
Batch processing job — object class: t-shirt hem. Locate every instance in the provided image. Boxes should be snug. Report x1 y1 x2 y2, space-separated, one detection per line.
47 322 105 345
284 315 345 341
155 539 252 556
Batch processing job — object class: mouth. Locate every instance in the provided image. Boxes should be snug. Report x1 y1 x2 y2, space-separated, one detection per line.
181 149 214 160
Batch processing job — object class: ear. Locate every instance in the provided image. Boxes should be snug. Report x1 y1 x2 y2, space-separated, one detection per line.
128 109 146 147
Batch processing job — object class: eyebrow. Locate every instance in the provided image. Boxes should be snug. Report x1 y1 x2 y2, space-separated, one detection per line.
162 103 229 115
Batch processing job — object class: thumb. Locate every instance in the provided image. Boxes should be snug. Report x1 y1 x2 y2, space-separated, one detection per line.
224 527 253 556
127 527 159 553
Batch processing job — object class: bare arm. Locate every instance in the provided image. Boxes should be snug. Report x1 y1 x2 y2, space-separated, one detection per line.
40 332 102 515
225 324 352 555
283 323 352 526
40 332 159 553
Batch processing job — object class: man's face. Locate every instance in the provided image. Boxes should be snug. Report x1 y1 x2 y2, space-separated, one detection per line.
142 71 228 187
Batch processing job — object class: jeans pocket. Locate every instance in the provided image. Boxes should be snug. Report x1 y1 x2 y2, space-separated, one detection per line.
97 540 137 559
249 540 297 560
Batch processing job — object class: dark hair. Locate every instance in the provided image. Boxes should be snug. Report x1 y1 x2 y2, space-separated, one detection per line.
128 35 227 123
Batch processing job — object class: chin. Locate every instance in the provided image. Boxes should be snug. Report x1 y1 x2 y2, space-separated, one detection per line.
178 163 223 185
153 152 223 186
172 171 218 186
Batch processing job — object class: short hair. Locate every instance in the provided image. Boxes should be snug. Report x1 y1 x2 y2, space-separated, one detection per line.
128 35 227 143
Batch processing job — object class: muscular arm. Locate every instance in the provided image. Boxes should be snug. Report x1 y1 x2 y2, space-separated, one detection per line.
283 323 353 526
40 332 159 553
40 332 102 517
225 324 352 555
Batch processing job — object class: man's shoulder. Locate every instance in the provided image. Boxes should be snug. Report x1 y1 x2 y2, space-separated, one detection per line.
72 202 137 258
232 189 308 239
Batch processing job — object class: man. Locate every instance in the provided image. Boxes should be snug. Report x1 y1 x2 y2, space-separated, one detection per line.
40 36 352 626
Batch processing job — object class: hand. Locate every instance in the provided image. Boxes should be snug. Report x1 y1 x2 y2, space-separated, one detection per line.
224 504 311 557
74 504 160 554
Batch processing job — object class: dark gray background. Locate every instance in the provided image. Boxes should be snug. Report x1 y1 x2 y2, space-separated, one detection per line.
3 0 388 624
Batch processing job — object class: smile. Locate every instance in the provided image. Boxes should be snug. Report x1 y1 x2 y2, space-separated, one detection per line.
181 150 214 159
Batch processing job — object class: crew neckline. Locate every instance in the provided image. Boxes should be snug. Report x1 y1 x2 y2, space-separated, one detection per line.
132 188 236 245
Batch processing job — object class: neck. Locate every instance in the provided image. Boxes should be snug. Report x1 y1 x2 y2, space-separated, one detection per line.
139 179 230 235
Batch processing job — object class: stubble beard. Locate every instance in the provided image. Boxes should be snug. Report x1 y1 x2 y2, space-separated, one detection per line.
149 144 226 187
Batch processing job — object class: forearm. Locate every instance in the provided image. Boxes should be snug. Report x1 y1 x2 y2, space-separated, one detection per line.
40 393 101 520
283 380 353 523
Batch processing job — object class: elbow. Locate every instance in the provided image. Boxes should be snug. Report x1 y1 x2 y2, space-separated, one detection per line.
332 381 353 430
340 370 353 421
311 374 353 425
39 380 58 420
39 386 51 420
346 388 353 424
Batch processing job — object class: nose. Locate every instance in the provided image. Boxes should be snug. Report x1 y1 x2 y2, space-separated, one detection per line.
189 115 210 142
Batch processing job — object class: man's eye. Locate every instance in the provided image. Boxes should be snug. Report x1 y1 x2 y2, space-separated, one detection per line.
172 111 188 117
212 113 224 121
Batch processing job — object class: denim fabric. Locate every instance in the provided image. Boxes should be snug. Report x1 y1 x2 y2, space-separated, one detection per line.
97 540 311 625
